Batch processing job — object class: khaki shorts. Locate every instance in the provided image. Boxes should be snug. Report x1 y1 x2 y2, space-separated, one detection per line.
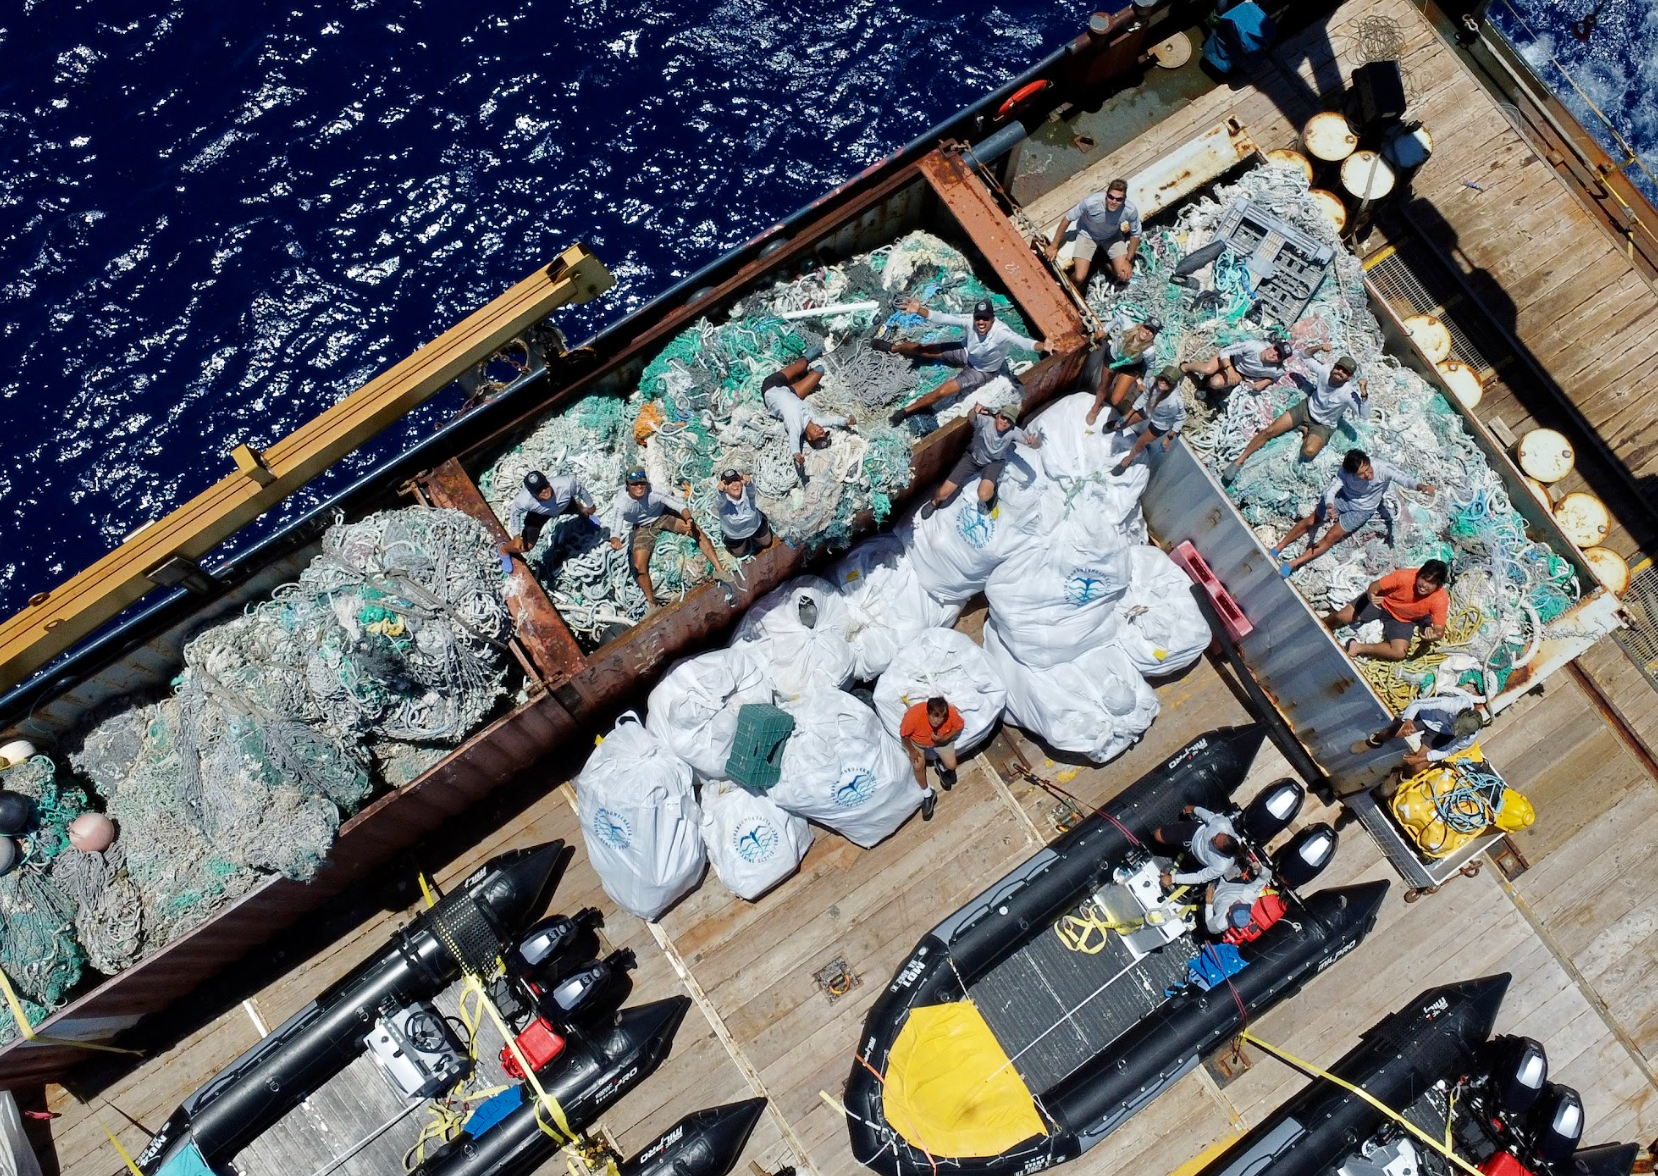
631 514 688 560
1072 235 1130 262
1287 397 1336 443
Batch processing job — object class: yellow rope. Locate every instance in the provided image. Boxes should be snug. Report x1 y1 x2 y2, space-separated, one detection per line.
1237 1030 1483 1176
0 966 142 1055
99 1117 146 1176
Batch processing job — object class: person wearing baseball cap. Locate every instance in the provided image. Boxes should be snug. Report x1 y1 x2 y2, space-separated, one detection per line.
1045 177 1142 287
500 468 596 559
921 402 1042 519
1223 343 1368 485
877 296 1050 426
1088 309 1163 428
715 468 776 558
1109 365 1186 476
608 467 728 609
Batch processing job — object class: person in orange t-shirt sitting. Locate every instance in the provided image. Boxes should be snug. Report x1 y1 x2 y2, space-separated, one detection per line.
1321 560 1450 661
898 696 964 822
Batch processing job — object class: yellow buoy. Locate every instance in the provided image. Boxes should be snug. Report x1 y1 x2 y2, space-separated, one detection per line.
1340 150 1396 200
1302 112 1358 162
1309 189 1347 231
1582 547 1630 595
1554 492 1611 549
1436 359 1484 409
1403 314 1452 362
1265 148 1314 183
1517 428 1574 483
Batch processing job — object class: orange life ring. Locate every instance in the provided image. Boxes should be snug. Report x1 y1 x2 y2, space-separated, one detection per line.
996 79 1051 120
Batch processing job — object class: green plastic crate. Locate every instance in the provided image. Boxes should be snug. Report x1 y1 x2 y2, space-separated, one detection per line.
725 703 795 794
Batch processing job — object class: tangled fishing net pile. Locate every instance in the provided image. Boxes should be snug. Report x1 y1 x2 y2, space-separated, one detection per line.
0 507 510 1034
479 231 1037 644
1085 164 1580 711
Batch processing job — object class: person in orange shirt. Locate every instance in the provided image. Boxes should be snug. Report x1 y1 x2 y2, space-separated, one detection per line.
898 696 963 822
1321 561 1450 661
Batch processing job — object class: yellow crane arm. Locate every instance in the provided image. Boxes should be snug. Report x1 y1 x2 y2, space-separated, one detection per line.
0 243 613 693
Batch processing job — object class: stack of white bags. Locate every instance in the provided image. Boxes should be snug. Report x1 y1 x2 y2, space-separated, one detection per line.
573 391 1211 921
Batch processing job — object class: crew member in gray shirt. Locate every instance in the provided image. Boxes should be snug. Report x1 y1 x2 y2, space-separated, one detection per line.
607 467 727 609
715 467 775 558
1204 872 1272 937
879 297 1047 425
501 469 596 557
1154 804 1244 887
1110 366 1185 475
1273 448 1436 576
921 404 1041 518
760 355 854 479
1183 334 1291 399
1223 347 1369 484
1357 692 1489 775
1045 176 1143 285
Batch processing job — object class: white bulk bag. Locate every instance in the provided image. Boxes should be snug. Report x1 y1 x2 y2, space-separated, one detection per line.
984 618 1159 763
873 628 1006 753
832 536 961 680
731 576 855 702
700 782 813 901
898 483 1047 606
772 690 920 848
1031 391 1127 486
574 713 704 921
983 505 1131 669
1112 546 1212 677
646 647 775 780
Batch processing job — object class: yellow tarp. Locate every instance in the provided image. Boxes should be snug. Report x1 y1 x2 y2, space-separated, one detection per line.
881 1001 1045 1158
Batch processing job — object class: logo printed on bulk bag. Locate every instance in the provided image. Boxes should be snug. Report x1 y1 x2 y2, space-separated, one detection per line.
834 767 877 807
591 807 633 850
731 816 781 862
957 507 996 550
1064 567 1116 606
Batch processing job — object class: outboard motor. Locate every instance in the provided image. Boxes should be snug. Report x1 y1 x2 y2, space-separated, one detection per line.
1239 779 1304 844
1488 1035 1549 1117
512 907 602 978
1528 1084 1584 1166
546 949 636 1024
1271 823 1338 888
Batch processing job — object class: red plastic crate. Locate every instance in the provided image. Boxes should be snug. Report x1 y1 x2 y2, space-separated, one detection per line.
1171 540 1254 643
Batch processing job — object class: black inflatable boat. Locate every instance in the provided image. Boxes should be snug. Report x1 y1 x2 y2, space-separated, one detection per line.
843 726 1387 1176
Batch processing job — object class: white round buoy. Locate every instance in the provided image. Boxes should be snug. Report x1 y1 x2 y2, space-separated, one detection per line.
1404 314 1453 362
1555 493 1611 549
1266 148 1315 183
1582 547 1630 595
1436 360 1484 409
1518 429 1575 484
0 740 35 769
1382 124 1434 169
0 838 17 878
1308 189 1347 231
1150 33 1193 68
69 812 116 853
1524 477 1553 508
1302 112 1358 162
1340 151 1397 201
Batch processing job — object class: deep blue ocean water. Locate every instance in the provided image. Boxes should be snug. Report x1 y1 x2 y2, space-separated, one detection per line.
1 0 1651 621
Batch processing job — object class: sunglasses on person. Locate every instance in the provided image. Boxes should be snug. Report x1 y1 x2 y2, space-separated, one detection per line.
1105 191 1126 203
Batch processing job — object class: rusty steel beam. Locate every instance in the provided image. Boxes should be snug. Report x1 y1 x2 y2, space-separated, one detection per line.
419 458 588 686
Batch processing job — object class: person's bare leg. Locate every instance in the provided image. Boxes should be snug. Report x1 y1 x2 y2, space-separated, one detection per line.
1348 637 1412 661
1285 520 1350 571
777 357 810 382
1086 375 1111 426
1275 512 1318 554
688 523 725 579
1300 431 1328 460
790 369 823 398
1322 602 1358 629
931 478 961 509
977 475 997 507
1111 253 1133 283
937 744 959 774
1183 357 1222 381
1107 371 1138 411
1225 410 1296 482
1072 255 1093 287
899 376 963 416
632 546 659 609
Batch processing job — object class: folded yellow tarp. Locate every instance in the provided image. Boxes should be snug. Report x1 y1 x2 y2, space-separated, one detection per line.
882 1001 1045 1158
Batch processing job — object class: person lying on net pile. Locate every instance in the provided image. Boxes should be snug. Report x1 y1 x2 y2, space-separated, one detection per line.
1181 327 1293 402
500 469 597 565
1153 803 1243 890
898 695 963 823
608 467 728 610
1223 346 1367 483
1354 690 1490 777
1321 560 1451 663
878 297 1049 426
1270 448 1436 577
761 352 855 483
715 467 776 560
920 404 1041 519
1109 365 1185 476
1044 176 1142 288
1087 309 1163 428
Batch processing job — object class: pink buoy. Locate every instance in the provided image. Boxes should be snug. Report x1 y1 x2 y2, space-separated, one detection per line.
69 812 116 853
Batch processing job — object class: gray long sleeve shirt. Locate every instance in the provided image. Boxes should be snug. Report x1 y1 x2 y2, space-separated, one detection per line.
1304 357 1368 429
1401 694 1480 761
1171 805 1242 886
1322 457 1419 516
717 482 765 540
506 476 593 537
764 386 848 455
928 312 1041 373
967 410 1036 465
611 487 686 532
1222 340 1286 382
1205 875 1270 936
1132 381 1186 435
